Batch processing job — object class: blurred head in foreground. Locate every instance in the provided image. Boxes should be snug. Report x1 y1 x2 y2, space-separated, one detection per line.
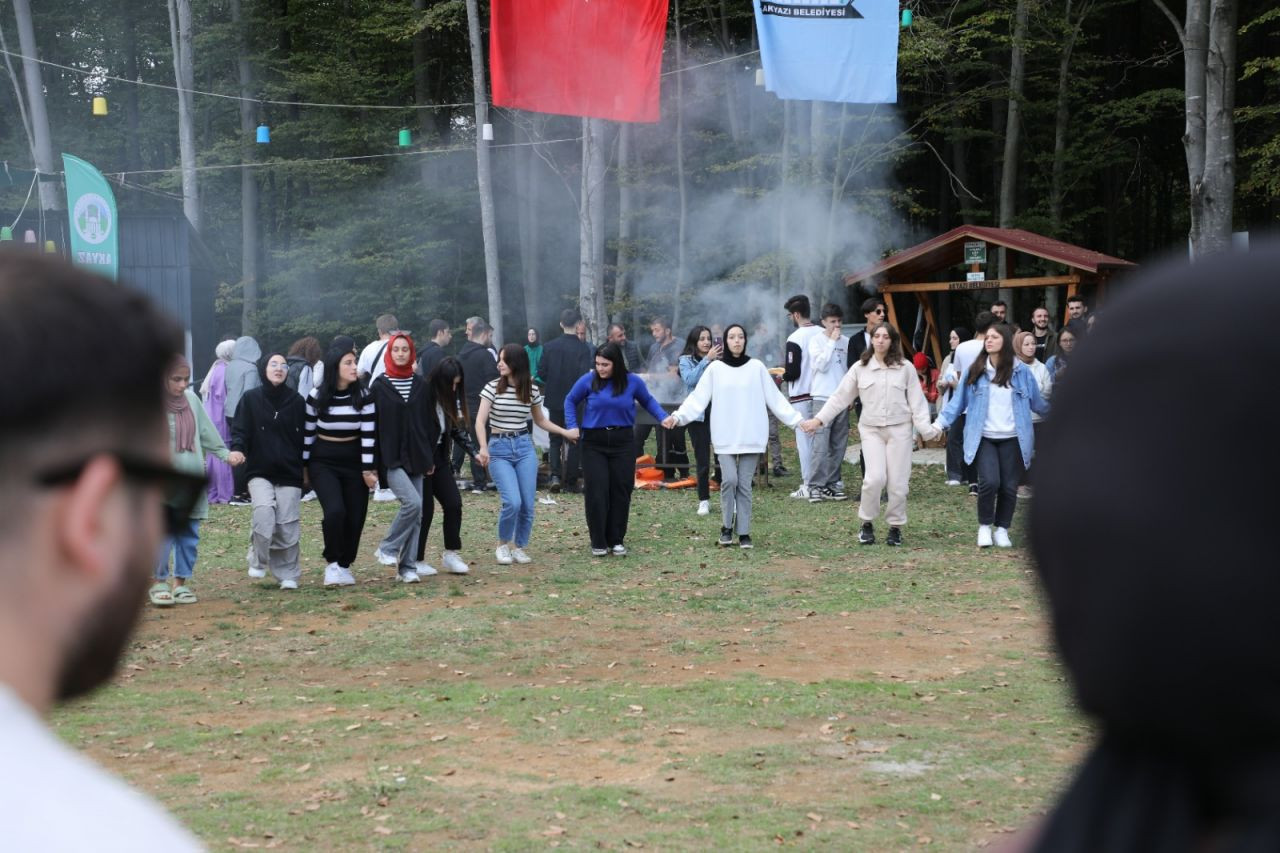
1029 242 1280 850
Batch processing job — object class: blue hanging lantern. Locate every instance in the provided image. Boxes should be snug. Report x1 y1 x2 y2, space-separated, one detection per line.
256 124 270 144
901 8 913 27
398 128 412 147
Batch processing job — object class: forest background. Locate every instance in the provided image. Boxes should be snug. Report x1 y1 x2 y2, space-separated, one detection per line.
1 0 1275 355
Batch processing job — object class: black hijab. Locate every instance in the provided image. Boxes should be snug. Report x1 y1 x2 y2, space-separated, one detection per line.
258 353 292 406
1029 243 1280 851
721 324 750 368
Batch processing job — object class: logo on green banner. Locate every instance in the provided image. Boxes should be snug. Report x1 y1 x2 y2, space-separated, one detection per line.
62 154 119 281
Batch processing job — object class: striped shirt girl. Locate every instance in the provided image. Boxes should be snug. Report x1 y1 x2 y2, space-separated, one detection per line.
304 389 376 466
480 378 544 434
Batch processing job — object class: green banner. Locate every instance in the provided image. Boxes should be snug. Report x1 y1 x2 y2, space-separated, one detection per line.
62 153 119 281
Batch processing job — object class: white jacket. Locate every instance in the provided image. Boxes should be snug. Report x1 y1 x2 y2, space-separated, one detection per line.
814 356 935 435
673 359 803 454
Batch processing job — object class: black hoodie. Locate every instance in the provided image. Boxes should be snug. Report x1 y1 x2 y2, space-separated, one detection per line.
231 381 307 488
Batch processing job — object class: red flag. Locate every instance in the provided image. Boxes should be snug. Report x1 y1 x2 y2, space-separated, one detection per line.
490 0 670 123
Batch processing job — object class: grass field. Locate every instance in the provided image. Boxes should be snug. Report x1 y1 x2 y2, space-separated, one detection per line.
53 451 1089 850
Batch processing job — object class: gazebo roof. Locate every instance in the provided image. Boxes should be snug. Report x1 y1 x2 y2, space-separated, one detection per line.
845 225 1136 286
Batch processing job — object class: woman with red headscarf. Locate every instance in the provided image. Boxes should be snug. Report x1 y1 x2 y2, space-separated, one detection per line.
369 334 435 582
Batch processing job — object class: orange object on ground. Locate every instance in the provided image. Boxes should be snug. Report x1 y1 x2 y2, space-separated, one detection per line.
634 479 661 490
636 467 664 482
662 477 698 490
635 454 655 467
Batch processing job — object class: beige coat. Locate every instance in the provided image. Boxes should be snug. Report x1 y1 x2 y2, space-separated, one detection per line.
814 356 936 436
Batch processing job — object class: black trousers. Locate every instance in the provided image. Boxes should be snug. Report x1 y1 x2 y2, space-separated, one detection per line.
547 404 582 484
581 428 635 549
418 442 463 559
685 414 720 501
452 421 488 487
308 439 369 568
975 437 1024 528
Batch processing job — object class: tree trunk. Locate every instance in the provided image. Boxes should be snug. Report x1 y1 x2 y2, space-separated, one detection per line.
516 135 541 329
672 0 688 333
1049 0 1090 321
997 0 1030 302
412 0 434 188
579 117 608 342
121 5 143 171
775 100 793 306
614 123 635 326
230 0 260 334
464 0 503 343
10 0 58 211
167 0 201 231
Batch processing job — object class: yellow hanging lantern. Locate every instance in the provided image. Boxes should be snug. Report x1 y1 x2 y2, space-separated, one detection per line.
92 96 108 116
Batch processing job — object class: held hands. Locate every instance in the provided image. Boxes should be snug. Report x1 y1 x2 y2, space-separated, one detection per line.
661 415 679 430
798 418 822 435
563 427 580 443
362 470 378 489
476 449 490 468
227 451 246 466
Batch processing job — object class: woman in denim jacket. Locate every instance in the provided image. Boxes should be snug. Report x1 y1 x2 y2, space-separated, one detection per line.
933 324 1049 549
678 325 723 516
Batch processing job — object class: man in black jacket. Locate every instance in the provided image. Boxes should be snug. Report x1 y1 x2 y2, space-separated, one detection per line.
847 296 886 366
456 321 499 491
540 308 593 492
416 319 452 378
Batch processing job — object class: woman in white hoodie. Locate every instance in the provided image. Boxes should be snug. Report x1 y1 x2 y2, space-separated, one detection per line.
664 324 802 549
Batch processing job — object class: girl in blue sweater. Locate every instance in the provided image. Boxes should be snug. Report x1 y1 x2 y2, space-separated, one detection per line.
565 343 670 556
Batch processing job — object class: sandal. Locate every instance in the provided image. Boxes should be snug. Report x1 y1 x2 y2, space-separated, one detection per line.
149 583 175 607
172 585 198 605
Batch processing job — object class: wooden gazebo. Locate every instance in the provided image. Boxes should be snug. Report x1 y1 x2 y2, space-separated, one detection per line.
844 226 1136 366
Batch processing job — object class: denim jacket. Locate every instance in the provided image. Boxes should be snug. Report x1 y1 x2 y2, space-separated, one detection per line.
935 361 1049 467
678 354 712 423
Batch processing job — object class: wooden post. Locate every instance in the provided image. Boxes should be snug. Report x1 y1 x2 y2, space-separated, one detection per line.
916 292 943 367
1063 277 1079 327
883 292 901 338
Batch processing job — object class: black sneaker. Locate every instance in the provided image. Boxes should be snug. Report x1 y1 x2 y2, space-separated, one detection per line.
228 494 252 506
548 476 562 494
886 526 903 546
808 487 829 504
828 487 848 501
738 535 753 549
968 483 979 497
771 464 788 477
858 521 875 545
718 527 734 547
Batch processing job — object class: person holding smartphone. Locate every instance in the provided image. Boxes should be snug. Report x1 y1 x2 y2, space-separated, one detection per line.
678 326 723 515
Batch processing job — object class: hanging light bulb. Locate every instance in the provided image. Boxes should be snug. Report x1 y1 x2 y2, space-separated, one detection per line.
92 96 108 116
481 123 494 141
256 124 270 144
901 8 913 27
755 68 765 87
398 128 412 147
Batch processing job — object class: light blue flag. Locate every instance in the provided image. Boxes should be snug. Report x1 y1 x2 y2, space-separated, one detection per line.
754 0 899 103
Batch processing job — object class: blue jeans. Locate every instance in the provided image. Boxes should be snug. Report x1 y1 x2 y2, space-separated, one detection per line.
156 518 201 581
488 432 538 546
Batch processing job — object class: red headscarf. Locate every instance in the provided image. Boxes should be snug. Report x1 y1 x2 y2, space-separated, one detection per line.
382 333 416 379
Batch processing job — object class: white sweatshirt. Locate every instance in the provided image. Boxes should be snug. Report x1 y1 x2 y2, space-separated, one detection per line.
672 359 803 454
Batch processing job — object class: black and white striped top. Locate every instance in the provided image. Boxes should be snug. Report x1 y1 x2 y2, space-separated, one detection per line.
304 389 376 466
480 379 544 434
385 376 414 403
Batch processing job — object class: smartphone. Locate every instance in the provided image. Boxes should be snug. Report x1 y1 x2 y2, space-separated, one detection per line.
713 337 722 348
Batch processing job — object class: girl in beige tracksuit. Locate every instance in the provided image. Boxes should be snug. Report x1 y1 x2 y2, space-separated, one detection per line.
802 323 939 546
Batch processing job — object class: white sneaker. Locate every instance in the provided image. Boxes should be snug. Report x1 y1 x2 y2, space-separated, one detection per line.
374 548 399 567
977 525 994 548
512 547 532 564
414 561 439 576
591 547 609 557
993 527 1013 548
247 566 267 579
398 569 420 584
1016 485 1034 499
611 544 627 557
495 544 514 565
323 563 346 587
945 479 962 486
789 485 810 499
279 579 298 590
300 490 317 502
696 500 710 516
372 487 397 503
442 551 469 574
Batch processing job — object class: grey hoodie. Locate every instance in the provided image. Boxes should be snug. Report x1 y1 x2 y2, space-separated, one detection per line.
224 336 262 417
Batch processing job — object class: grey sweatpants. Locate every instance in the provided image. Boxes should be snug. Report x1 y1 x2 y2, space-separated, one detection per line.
808 401 850 490
718 453 759 535
380 467 424 570
248 478 302 582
